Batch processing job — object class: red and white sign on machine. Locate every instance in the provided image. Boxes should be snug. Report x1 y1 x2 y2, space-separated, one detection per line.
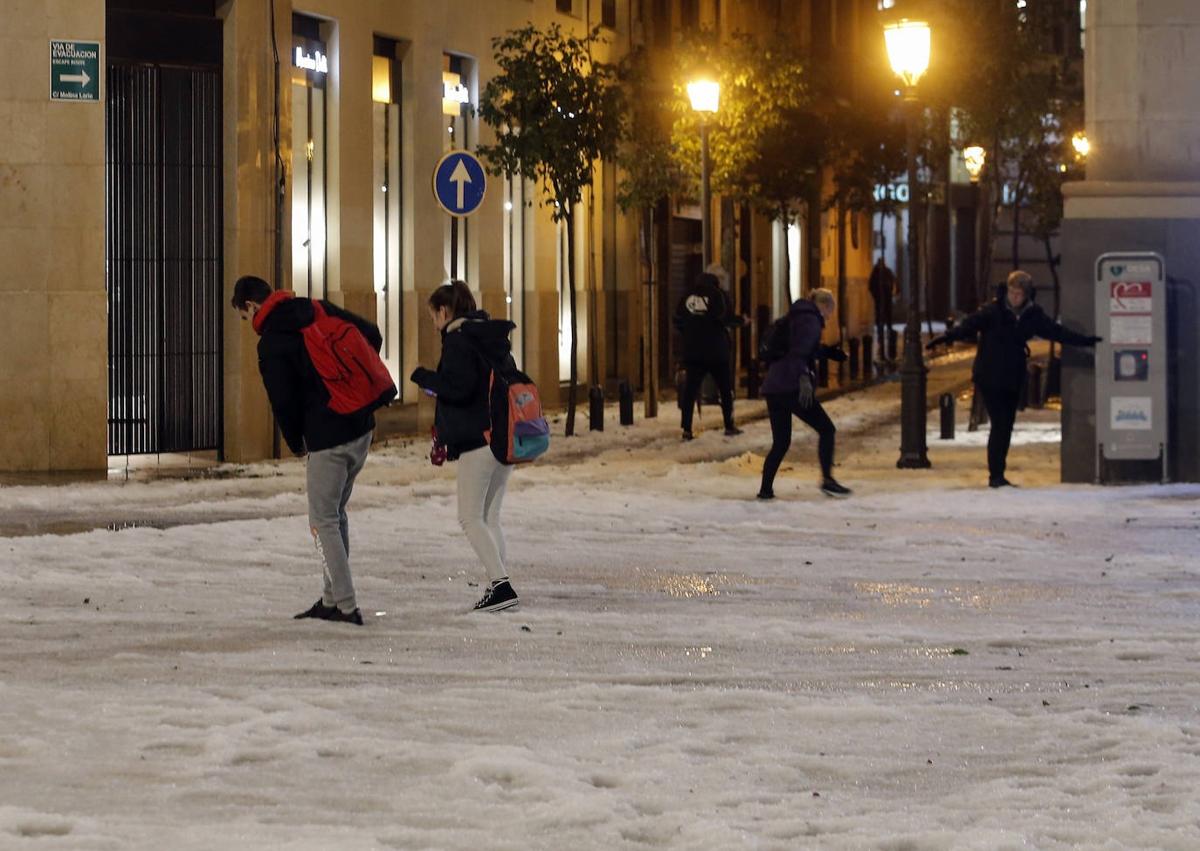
1109 280 1152 315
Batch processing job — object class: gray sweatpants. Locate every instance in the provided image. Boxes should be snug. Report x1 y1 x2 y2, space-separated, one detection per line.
307 430 372 613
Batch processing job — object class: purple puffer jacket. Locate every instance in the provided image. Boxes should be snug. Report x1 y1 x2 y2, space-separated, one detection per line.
760 299 825 396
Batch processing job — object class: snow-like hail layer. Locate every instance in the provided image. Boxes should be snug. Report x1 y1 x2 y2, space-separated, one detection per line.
1 379 1198 849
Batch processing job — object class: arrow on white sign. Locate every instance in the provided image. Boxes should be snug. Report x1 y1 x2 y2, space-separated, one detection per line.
60 69 91 86
449 159 471 210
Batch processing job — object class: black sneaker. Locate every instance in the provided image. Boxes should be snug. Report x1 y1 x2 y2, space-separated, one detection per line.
681 430 695 441
989 477 1017 489
294 599 336 620
724 426 744 437
473 579 519 613
820 478 853 499
327 607 364 626
756 489 775 500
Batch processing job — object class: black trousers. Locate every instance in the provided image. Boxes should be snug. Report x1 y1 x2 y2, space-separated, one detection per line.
680 360 734 432
760 393 836 492
979 384 1021 481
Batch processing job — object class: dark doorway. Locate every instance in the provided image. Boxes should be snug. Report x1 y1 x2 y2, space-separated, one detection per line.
105 2 223 456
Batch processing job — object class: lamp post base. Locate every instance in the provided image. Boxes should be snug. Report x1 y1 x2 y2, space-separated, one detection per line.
896 322 931 469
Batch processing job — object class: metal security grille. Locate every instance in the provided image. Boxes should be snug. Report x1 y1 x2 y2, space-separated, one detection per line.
106 64 222 456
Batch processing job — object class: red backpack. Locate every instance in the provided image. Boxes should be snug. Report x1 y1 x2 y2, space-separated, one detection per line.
301 301 397 415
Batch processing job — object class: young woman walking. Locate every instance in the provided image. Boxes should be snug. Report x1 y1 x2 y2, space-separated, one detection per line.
410 281 521 612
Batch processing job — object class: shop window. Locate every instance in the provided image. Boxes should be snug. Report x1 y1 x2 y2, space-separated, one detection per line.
291 14 330 300
373 37 403 392
601 0 617 28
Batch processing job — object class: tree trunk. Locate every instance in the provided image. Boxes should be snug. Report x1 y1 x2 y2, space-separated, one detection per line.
641 204 658 418
1011 176 1022 271
586 186 601 387
565 205 580 437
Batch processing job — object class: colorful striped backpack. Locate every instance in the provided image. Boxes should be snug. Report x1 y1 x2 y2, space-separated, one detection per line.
472 344 551 465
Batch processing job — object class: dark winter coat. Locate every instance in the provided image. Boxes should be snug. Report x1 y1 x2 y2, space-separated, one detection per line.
673 279 743 364
760 298 825 396
410 311 516 461
253 292 382 456
945 295 1096 393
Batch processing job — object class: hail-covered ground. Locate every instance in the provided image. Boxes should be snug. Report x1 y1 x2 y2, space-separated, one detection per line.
2 367 1198 850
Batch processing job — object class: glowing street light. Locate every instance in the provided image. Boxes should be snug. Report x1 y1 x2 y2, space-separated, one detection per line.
963 145 986 184
884 19 931 93
686 79 720 114
1071 131 1090 160
688 76 721 264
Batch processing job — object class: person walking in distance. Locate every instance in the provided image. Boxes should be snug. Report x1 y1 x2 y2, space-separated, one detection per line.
674 272 746 440
411 281 522 612
758 288 851 500
867 257 897 362
926 270 1101 488
233 275 396 626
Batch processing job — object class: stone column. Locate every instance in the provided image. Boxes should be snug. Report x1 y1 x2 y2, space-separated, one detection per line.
0 2 107 472
1060 0 1200 482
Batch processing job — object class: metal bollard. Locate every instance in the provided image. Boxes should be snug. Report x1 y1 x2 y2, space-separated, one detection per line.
848 337 860 381
818 356 830 388
589 385 604 431
618 380 634 426
939 392 955 440
747 357 761 399
888 328 899 363
862 335 874 379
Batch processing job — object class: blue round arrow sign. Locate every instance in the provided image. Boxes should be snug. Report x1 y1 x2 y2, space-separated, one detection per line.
432 151 487 217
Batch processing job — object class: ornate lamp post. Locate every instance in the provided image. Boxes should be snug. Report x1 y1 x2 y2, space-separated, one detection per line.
687 77 720 264
885 18 932 469
963 145 986 184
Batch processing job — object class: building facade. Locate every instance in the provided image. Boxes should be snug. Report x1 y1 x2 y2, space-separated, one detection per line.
3 0 916 473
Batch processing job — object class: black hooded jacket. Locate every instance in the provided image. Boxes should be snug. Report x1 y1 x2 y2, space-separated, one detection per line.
254 293 382 455
944 294 1095 393
411 311 517 461
673 277 743 364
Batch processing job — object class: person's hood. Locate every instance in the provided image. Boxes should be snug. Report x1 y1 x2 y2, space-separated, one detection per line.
252 290 313 335
789 297 825 326
444 310 515 359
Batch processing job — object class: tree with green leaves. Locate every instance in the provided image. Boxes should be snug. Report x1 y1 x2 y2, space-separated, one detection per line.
665 32 818 307
937 0 1082 299
616 48 686 419
476 23 625 437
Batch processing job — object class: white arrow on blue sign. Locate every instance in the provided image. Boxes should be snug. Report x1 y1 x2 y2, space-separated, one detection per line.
432 151 487 217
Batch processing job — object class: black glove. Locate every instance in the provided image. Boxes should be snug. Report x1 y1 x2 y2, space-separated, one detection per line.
925 334 950 351
1086 335 1103 346
823 345 848 363
798 374 815 408
410 367 434 387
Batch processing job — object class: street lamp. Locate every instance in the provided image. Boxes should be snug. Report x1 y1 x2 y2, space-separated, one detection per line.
1071 131 1090 160
963 145 986 184
688 77 720 265
885 18 932 470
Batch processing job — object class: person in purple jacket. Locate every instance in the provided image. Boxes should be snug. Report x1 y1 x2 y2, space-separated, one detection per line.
758 288 852 500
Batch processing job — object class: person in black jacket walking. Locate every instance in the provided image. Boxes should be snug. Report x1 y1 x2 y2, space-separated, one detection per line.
233 275 388 626
758 288 851 500
411 281 521 613
927 270 1101 488
674 272 746 440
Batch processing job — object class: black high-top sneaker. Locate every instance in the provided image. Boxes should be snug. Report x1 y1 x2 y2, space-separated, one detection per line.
724 426 744 436
294 599 336 620
820 478 853 499
473 579 519 613
989 477 1017 488
327 607 364 626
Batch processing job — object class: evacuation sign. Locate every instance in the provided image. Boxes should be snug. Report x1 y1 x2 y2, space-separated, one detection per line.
50 40 101 102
